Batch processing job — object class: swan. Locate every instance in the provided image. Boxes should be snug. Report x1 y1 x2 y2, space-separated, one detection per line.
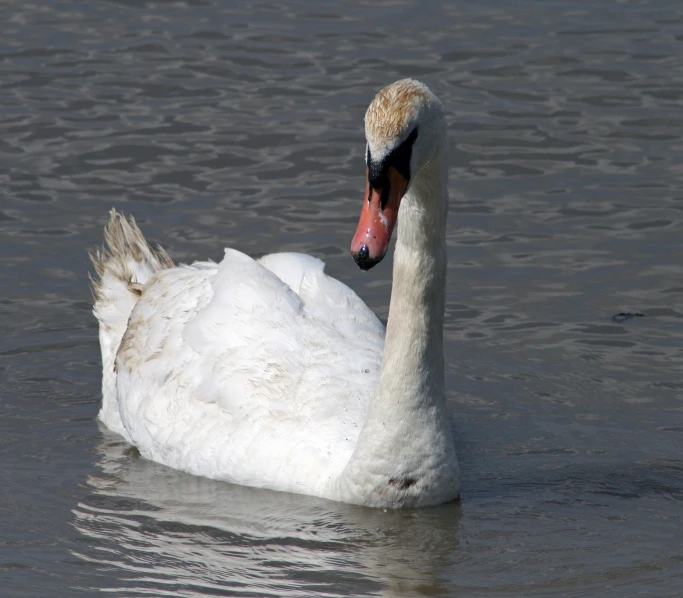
91 79 460 508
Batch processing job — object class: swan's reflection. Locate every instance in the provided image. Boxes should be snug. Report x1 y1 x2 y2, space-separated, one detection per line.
72 427 461 596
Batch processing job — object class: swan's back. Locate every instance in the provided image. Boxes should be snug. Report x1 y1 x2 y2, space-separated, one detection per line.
111 244 384 496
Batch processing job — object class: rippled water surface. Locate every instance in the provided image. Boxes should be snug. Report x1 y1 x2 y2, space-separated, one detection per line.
2 0 683 596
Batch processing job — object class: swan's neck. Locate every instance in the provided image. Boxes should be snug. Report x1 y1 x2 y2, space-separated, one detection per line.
382 160 449 411
335 154 460 507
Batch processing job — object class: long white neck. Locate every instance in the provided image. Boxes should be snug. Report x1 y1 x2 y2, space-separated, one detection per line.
334 149 461 508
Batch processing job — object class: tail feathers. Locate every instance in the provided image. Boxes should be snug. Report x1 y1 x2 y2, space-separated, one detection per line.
90 209 174 437
90 209 174 304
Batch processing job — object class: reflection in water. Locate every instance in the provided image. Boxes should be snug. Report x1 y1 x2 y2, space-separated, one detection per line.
73 428 461 597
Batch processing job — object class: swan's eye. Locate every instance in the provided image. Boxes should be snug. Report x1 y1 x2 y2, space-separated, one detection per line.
390 127 418 182
367 127 418 191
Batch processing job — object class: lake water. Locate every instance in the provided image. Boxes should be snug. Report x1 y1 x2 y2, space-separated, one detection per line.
2 0 683 596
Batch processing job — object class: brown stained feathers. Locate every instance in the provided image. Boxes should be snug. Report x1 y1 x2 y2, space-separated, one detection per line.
89 209 174 303
364 79 432 147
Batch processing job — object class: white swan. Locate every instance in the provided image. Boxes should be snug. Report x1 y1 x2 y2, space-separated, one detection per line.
91 79 460 508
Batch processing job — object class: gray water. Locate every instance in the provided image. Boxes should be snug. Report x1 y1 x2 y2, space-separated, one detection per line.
2 0 683 596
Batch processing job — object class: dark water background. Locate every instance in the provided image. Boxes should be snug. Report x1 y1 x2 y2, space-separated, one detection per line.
2 0 683 596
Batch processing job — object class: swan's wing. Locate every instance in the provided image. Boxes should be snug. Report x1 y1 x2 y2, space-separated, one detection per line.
258 252 385 339
115 249 384 492
184 250 384 413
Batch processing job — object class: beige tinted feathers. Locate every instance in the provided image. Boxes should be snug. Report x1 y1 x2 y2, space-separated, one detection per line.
364 79 434 155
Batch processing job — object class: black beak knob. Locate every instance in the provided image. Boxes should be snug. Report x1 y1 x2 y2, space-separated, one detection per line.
352 244 383 270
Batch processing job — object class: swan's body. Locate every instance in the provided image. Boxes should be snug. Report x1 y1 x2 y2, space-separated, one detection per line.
91 79 460 507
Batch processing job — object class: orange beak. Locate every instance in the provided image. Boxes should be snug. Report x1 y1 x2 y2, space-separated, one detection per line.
351 166 408 270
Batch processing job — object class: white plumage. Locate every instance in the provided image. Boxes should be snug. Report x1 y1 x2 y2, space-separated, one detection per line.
91 79 461 508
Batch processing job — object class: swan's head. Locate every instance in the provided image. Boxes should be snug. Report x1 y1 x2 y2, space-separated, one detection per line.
351 79 446 270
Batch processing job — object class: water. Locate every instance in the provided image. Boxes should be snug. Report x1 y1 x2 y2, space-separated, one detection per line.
2 0 683 595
